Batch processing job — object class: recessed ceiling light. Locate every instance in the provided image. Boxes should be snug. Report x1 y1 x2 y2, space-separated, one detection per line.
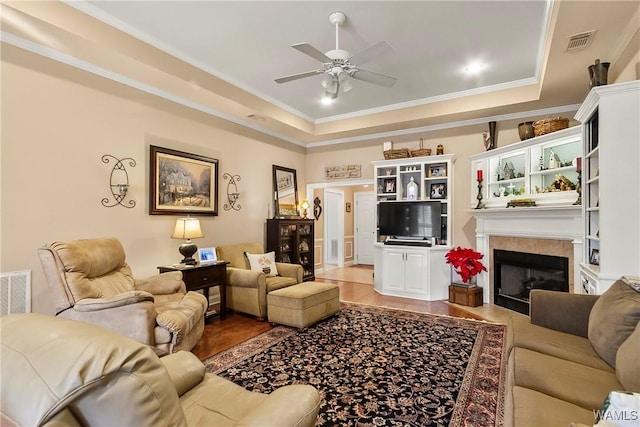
464 62 485 75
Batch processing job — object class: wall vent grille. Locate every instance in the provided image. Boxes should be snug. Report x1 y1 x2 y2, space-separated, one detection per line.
331 240 338 258
1 270 31 315
567 31 596 51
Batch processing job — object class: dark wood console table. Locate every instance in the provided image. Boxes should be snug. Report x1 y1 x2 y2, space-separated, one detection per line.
158 262 229 321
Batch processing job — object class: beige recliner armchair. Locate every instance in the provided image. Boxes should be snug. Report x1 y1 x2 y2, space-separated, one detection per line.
38 237 207 354
1 313 321 426
217 242 303 319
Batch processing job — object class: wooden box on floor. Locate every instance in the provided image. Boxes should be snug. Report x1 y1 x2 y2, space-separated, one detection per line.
449 285 483 307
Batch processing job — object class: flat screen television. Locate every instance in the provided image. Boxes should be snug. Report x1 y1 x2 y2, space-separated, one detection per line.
378 201 442 239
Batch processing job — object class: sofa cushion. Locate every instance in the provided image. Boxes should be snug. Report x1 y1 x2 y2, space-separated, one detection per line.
180 373 320 426
507 315 613 372
588 279 640 367
512 347 622 410
616 321 640 391
266 275 297 292
511 386 595 427
246 251 279 277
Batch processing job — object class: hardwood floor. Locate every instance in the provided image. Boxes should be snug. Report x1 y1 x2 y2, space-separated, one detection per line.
191 265 520 361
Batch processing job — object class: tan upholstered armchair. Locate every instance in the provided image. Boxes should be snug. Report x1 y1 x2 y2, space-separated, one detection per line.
1 313 321 426
38 237 207 354
217 242 303 319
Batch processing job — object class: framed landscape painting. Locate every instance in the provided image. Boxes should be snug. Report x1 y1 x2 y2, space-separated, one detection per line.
149 145 219 215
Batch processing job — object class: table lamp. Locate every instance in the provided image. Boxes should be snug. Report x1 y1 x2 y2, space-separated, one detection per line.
301 199 310 219
171 217 203 265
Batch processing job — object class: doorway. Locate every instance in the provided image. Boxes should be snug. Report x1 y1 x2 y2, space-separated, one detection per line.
355 192 376 265
307 179 374 273
324 188 344 267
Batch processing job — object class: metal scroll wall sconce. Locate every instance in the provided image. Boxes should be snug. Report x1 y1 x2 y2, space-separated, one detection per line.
223 173 241 211
101 154 136 208
313 197 322 220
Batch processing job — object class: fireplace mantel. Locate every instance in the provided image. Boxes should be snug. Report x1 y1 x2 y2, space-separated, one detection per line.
470 205 583 303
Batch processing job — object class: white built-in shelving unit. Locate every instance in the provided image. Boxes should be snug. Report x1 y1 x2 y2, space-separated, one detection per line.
575 80 640 294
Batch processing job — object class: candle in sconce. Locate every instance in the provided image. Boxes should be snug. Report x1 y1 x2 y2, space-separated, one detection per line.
477 169 483 180
576 157 582 172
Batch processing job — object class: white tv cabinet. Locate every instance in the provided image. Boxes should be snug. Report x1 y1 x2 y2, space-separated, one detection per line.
373 244 450 301
372 155 454 301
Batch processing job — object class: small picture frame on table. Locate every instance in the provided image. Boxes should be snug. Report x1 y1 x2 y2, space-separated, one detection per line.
198 247 217 264
589 249 600 265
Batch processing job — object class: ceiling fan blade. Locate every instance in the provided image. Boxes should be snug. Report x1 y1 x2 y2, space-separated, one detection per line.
352 69 397 87
292 43 332 63
275 69 325 84
349 41 393 66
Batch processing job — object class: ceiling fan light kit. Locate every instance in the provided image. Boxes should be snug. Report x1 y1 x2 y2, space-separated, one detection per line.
275 11 397 102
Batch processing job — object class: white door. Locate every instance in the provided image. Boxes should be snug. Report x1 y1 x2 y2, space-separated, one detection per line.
382 248 405 292
324 188 344 266
404 250 428 294
355 192 376 265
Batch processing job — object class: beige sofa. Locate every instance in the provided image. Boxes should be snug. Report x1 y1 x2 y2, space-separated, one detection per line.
1 313 320 426
505 278 640 426
38 237 207 354
217 242 303 319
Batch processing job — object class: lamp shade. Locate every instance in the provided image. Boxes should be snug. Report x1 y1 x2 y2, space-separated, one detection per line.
171 218 203 240
171 218 203 265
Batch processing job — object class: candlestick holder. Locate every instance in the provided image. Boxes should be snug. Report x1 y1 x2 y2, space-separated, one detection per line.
573 171 582 205
475 178 485 209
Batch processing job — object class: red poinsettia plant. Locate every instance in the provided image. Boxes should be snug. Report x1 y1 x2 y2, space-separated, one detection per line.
445 246 487 284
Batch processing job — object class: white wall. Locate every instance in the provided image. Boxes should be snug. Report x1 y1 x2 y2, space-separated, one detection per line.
1 58 306 314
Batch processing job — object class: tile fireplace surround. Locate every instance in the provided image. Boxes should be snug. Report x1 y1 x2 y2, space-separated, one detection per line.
471 206 582 304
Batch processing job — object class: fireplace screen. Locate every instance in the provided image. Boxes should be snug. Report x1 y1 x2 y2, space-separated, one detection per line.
494 249 569 315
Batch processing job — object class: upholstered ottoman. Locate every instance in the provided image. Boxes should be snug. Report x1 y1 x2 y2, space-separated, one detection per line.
267 282 340 328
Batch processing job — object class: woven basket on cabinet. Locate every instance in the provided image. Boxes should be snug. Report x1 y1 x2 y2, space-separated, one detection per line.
383 141 410 159
533 117 569 136
410 138 432 157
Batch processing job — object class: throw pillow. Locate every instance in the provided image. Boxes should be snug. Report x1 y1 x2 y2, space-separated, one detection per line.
622 275 640 292
588 279 640 367
245 252 279 277
616 321 640 392
593 391 640 427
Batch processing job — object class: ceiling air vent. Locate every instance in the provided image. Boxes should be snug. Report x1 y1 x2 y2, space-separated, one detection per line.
567 31 596 51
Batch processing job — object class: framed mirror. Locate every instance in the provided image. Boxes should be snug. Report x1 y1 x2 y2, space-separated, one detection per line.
273 165 299 218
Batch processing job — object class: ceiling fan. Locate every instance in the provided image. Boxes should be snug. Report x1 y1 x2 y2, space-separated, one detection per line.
274 11 397 101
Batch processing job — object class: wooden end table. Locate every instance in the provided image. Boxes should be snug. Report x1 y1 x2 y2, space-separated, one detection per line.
158 262 229 321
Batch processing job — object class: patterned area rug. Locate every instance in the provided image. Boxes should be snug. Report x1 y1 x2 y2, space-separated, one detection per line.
204 303 506 426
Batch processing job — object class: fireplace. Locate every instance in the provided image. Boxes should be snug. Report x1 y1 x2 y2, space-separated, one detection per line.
494 249 569 315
